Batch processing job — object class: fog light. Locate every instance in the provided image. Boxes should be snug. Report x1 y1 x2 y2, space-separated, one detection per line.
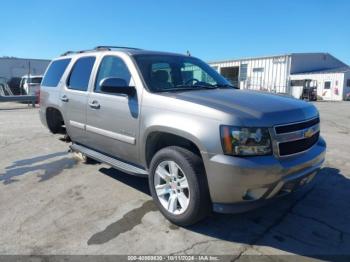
243 188 268 201
300 177 309 186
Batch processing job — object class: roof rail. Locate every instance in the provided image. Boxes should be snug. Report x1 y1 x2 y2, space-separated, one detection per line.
60 50 93 56
94 46 142 51
60 51 75 56
60 46 142 56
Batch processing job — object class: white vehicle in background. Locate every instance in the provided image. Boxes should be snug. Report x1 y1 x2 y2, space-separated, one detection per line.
20 75 43 96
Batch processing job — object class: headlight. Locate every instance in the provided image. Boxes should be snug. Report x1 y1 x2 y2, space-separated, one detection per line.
220 126 272 156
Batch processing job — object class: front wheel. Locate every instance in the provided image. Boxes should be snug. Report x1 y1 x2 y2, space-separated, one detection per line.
149 146 211 226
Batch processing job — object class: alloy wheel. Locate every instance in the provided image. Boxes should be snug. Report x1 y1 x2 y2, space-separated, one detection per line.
154 160 190 215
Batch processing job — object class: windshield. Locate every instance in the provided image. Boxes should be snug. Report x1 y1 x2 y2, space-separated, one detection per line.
133 54 231 92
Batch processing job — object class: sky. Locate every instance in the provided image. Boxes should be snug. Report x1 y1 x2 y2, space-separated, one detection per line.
1 0 349 64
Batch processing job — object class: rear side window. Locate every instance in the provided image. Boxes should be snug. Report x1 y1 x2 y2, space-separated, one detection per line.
67 57 96 91
42 59 71 87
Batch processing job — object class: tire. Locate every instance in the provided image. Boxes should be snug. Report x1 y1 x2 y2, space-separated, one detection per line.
47 118 62 134
149 146 211 226
46 111 64 134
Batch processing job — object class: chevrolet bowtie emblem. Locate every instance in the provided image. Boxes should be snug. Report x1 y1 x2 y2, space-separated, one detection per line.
304 128 314 138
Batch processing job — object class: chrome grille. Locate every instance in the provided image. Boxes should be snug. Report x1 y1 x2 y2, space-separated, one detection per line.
275 117 320 134
273 117 320 157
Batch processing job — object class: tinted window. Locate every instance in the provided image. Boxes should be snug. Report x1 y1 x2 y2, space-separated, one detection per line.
68 57 96 91
42 59 71 87
95 56 131 93
150 62 173 89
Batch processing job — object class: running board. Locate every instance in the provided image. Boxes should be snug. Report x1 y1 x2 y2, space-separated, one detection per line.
70 144 148 177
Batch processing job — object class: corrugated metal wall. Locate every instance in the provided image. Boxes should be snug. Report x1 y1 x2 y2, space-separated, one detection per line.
0 58 50 79
209 55 292 94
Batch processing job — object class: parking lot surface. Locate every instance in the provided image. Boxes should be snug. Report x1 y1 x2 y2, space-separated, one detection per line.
0 101 350 260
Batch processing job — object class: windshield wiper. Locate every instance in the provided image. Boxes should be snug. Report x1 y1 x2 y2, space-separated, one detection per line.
212 84 238 89
157 85 216 92
175 84 218 90
157 84 228 93
182 85 217 89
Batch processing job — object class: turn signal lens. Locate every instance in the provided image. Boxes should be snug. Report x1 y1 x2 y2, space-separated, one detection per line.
222 126 233 154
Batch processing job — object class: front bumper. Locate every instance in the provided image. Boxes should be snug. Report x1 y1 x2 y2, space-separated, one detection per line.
202 136 326 212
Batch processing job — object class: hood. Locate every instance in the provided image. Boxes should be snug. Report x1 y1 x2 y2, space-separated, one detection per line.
160 89 319 127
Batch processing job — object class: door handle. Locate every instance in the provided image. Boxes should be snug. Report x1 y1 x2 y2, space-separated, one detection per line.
89 100 100 109
60 95 69 102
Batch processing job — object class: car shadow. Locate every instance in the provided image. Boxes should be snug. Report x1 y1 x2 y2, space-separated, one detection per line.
5 151 68 169
100 167 150 195
0 105 37 111
98 166 350 259
0 151 77 184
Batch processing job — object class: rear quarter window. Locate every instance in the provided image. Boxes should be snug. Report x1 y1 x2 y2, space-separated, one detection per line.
41 59 71 87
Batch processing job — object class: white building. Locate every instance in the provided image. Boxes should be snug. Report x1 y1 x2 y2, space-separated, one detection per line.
289 67 350 101
209 53 350 101
0 57 50 80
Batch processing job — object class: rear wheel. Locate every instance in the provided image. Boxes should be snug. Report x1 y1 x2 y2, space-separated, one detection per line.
46 109 64 134
149 146 211 226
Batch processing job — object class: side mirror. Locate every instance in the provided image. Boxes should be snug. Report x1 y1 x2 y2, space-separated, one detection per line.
100 77 135 96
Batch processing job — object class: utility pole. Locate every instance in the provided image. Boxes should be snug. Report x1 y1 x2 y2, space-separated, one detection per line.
28 61 31 78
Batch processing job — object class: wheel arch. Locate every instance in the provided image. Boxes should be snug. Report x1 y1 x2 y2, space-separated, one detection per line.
142 126 206 169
